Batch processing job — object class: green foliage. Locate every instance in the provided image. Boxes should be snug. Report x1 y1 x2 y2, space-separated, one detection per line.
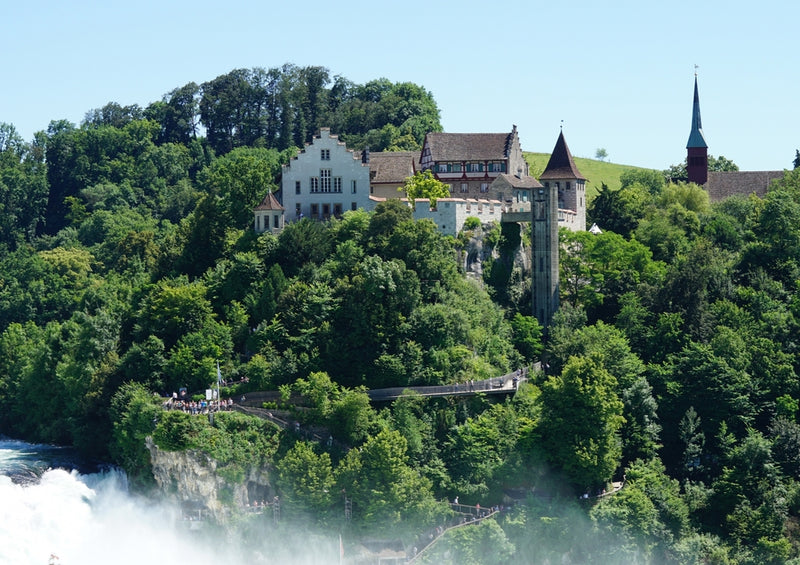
6 64 800 561
399 170 450 208
509 313 543 361
109 382 161 485
275 441 335 517
538 356 624 489
335 429 440 534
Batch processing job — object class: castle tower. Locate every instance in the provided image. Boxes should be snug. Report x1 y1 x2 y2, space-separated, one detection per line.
531 178 559 330
686 74 708 185
530 130 585 330
538 131 586 231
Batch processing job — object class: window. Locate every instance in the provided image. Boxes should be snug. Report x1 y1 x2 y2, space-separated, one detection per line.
320 169 331 192
566 182 571 190
438 163 448 173
490 162 505 172
273 214 280 229
256 215 260 230
333 203 342 217
311 203 319 218
310 177 319 192
296 203 301 217
322 203 330 218
452 163 462 173
334 177 342 193
351 202 357 211
480 183 489 193
460 183 469 193
295 180 301 194
470 163 483 172
321 149 330 160
449 184 454 193
352 180 357 194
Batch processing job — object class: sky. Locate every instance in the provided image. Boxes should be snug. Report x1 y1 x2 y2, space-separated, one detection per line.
3 0 798 173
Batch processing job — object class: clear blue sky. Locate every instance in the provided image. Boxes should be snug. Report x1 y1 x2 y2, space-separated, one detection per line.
3 0 798 172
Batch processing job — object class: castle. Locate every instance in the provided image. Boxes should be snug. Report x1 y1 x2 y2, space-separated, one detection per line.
254 126 586 237
254 126 586 330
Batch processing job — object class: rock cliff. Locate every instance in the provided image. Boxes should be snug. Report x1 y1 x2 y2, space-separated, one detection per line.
145 437 273 517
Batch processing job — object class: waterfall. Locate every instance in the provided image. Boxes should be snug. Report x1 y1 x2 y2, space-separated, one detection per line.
0 439 338 565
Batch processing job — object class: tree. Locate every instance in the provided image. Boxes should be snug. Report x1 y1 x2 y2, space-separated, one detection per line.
335 429 437 532
620 377 661 463
198 146 284 228
588 182 650 238
595 148 608 161
399 170 450 209
109 381 162 486
793 149 800 169
275 441 335 517
509 313 543 361
537 355 624 490
620 168 665 195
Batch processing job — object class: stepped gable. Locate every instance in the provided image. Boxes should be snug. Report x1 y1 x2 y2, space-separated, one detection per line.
706 170 784 202
539 131 586 180
424 132 513 161
254 191 284 211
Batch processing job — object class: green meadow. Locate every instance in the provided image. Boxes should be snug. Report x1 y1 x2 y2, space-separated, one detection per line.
525 152 657 201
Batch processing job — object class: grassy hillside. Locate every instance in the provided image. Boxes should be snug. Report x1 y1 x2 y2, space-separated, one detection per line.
524 152 657 201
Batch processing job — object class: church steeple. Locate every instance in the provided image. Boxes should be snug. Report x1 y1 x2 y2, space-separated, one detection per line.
687 75 707 149
686 73 708 185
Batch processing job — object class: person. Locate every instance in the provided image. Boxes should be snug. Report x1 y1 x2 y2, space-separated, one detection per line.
454 496 459 504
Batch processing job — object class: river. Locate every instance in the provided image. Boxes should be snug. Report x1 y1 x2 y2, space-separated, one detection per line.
0 438 339 565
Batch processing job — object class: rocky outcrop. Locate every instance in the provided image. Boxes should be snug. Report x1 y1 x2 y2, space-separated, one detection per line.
145 437 273 517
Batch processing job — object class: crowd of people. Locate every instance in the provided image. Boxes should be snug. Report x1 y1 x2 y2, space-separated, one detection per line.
164 396 235 414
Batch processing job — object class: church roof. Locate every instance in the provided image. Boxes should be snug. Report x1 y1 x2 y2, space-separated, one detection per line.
705 170 784 202
539 131 586 180
423 131 515 161
686 76 708 149
254 191 284 211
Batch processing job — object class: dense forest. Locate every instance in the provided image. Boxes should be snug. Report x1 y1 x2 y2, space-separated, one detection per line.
3 64 800 563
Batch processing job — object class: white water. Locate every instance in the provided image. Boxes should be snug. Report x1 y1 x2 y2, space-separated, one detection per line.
0 439 338 565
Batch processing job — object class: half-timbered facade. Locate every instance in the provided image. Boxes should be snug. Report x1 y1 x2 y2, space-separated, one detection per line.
419 126 529 201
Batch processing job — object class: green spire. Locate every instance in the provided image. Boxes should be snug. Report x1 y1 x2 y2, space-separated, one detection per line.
686 75 708 149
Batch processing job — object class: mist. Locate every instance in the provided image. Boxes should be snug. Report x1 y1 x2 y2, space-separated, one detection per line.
0 467 340 565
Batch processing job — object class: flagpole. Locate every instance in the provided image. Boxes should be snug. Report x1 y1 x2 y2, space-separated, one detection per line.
216 361 222 413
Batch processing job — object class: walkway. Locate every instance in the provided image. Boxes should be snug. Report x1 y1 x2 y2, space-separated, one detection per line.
405 503 502 564
235 366 533 410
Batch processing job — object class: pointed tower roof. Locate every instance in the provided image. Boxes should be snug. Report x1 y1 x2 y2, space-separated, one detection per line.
539 131 586 180
254 191 284 211
686 75 708 149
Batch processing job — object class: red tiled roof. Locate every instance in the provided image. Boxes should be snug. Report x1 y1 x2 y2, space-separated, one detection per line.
254 191 284 211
